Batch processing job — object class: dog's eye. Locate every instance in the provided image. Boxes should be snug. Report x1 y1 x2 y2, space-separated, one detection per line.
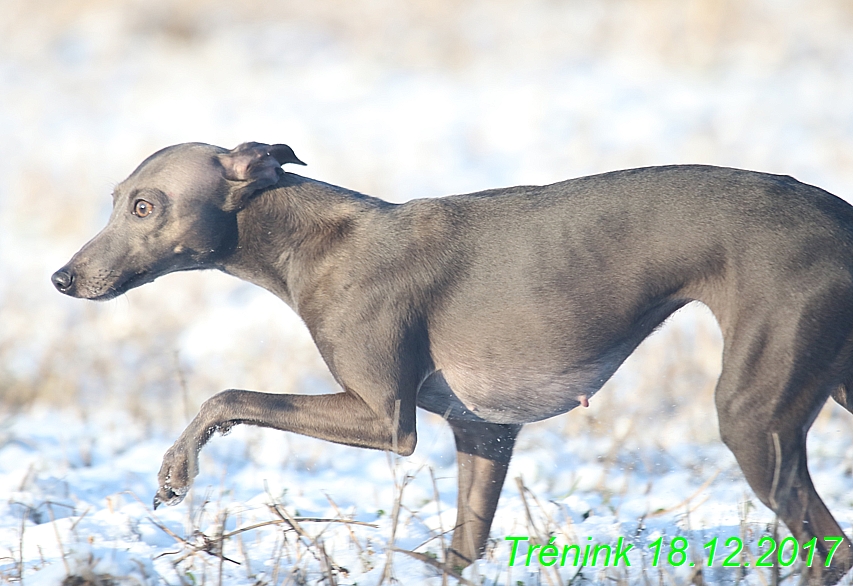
133 200 154 217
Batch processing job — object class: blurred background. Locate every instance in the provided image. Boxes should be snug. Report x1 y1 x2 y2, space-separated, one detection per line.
2 0 853 583
3 0 853 425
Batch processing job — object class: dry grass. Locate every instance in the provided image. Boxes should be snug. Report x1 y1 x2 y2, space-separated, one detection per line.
2 0 853 583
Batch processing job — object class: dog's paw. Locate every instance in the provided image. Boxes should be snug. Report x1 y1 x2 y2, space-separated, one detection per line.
153 443 198 509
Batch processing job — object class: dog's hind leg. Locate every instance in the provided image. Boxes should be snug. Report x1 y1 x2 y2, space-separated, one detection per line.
715 320 853 585
445 420 520 571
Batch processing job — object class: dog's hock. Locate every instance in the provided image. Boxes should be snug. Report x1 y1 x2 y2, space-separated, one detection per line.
219 142 306 212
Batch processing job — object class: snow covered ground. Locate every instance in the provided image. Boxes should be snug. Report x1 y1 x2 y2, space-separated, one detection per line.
2 0 853 583
5 363 853 586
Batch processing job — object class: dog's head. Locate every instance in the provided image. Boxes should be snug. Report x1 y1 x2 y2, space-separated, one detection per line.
51 142 305 300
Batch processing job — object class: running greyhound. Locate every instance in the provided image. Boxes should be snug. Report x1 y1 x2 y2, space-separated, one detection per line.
52 142 853 583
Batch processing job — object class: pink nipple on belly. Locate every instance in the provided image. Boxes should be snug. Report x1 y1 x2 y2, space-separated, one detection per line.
578 395 589 408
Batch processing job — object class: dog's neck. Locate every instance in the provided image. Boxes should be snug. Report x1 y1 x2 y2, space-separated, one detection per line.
220 173 387 309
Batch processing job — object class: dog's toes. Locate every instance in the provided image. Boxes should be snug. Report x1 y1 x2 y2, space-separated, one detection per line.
153 484 188 509
155 442 197 508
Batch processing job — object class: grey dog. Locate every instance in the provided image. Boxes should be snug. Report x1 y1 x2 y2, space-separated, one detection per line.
53 142 853 583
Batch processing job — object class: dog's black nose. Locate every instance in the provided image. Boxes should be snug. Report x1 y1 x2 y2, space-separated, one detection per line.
51 269 74 292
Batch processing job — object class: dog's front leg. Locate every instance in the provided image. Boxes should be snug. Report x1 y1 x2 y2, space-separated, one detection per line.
153 389 416 507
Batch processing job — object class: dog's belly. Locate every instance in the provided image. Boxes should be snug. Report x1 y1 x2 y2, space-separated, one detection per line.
416 366 609 424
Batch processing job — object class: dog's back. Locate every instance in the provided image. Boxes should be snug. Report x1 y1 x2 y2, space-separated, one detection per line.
370 166 853 424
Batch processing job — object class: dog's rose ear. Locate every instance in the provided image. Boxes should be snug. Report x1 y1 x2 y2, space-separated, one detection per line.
219 142 306 212
267 144 307 167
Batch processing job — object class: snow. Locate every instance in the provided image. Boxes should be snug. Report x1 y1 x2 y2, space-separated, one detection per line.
2 0 853 583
